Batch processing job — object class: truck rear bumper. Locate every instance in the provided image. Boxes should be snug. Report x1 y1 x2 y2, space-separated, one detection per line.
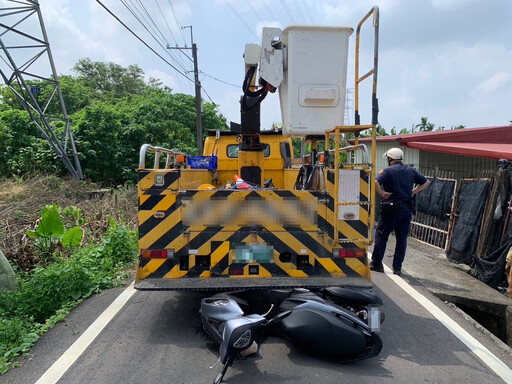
135 276 373 291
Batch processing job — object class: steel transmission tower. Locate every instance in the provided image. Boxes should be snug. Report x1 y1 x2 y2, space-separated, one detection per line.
0 0 83 179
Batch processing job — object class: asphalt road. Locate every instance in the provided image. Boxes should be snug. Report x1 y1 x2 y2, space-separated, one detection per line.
4 271 512 384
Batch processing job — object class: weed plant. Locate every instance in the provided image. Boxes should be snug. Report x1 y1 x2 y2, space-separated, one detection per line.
0 218 138 374
0 174 138 271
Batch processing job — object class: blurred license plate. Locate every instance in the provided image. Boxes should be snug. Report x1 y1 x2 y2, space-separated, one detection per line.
234 245 273 263
368 306 381 332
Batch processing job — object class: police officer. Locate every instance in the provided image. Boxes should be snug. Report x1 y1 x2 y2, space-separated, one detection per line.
370 148 430 275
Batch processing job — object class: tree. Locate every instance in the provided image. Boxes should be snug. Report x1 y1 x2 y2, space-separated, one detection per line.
201 102 228 145
57 75 96 115
72 58 147 99
72 86 227 185
0 109 60 176
415 116 435 132
129 88 196 155
73 102 137 184
0 59 227 185
0 84 25 112
375 124 388 137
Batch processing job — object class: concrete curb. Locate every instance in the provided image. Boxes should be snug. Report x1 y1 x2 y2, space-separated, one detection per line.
377 236 512 348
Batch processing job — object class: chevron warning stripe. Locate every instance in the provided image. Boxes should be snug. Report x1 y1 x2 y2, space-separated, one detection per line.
136 168 371 290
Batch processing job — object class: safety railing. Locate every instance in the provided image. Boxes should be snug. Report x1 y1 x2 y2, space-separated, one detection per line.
325 127 374 244
322 6 379 245
139 144 185 169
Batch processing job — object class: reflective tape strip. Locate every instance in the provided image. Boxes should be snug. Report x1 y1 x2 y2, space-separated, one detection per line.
137 171 371 282
315 257 346 277
137 259 166 280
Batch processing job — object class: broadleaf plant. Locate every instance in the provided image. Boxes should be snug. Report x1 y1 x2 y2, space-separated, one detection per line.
61 227 84 248
25 205 84 256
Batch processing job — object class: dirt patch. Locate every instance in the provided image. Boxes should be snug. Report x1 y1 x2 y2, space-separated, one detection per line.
0 174 138 271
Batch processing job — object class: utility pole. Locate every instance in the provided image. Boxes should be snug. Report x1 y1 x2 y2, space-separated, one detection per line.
0 0 83 179
168 25 203 155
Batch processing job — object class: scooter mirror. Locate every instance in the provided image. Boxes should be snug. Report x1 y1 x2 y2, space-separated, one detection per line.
219 315 266 364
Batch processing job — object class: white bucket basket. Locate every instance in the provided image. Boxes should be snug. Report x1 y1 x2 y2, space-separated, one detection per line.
279 25 353 137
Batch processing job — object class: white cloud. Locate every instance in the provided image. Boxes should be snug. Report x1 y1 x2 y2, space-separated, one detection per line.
256 21 283 40
145 69 177 89
3 0 510 132
476 72 512 93
320 0 400 23
432 0 473 9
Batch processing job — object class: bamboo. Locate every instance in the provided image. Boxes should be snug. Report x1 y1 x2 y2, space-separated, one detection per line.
501 199 512 243
476 176 498 258
446 179 462 252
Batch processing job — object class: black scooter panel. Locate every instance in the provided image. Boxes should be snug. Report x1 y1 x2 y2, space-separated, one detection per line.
323 286 383 306
279 308 368 358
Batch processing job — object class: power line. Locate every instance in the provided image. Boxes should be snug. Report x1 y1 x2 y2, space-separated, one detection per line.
119 0 187 92
124 0 167 46
167 0 187 45
245 0 264 24
279 0 295 23
137 0 169 44
121 0 172 55
224 0 259 41
124 0 188 69
96 0 193 83
98 1 230 126
200 71 239 88
201 85 229 125
301 0 314 23
292 0 306 23
151 0 192 91
120 0 190 76
155 0 178 45
262 0 278 21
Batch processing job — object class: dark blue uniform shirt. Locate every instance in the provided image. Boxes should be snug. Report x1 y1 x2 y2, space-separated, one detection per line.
377 161 428 202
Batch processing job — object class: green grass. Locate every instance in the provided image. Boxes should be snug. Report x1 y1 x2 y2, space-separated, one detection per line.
0 219 138 374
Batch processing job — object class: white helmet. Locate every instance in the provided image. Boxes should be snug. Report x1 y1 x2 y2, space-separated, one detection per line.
384 147 404 160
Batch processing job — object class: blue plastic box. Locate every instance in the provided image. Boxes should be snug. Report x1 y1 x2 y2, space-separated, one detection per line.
187 155 218 170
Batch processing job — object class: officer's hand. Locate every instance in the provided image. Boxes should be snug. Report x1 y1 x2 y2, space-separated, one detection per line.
381 191 392 199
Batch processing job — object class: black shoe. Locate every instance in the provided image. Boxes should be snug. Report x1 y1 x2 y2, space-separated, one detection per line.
393 269 402 276
370 262 384 273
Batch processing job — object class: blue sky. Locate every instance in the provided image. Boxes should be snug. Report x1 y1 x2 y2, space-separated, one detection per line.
1 0 511 133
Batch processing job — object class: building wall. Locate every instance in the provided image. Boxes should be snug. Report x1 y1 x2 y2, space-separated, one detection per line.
354 140 497 178
353 141 420 174
418 150 496 178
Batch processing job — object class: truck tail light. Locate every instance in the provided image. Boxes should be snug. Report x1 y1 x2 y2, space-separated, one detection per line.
230 267 244 276
141 249 174 259
333 249 365 258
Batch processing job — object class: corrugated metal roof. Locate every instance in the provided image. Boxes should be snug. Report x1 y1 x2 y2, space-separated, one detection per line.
356 125 512 160
406 142 512 160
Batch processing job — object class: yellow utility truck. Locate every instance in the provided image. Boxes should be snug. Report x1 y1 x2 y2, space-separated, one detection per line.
135 7 380 293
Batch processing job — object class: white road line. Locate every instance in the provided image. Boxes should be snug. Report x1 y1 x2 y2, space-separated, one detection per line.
35 282 136 384
382 263 512 384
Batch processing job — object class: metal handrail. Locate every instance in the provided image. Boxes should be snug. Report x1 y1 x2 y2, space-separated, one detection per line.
139 144 185 169
354 6 379 243
336 144 369 164
355 6 379 127
328 128 373 244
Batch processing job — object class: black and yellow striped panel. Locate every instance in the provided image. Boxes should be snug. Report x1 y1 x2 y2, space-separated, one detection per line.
325 169 370 242
136 169 370 288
